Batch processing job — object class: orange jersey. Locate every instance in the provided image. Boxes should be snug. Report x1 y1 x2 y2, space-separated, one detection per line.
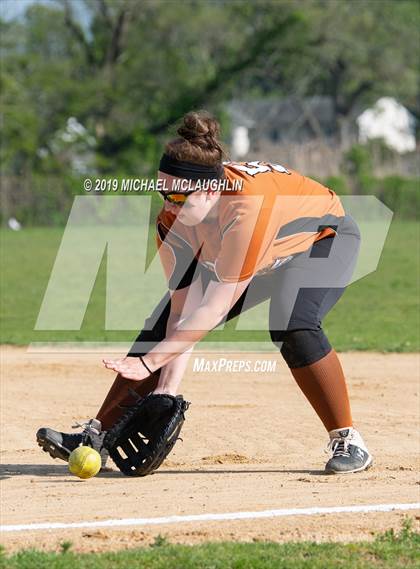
156 160 345 286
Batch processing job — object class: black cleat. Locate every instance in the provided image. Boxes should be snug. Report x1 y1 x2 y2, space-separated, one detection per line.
36 419 109 468
36 428 83 461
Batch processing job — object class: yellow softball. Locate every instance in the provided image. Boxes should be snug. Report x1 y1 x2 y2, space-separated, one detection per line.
68 446 101 479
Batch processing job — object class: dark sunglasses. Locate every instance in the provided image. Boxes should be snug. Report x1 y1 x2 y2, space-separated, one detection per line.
159 190 196 205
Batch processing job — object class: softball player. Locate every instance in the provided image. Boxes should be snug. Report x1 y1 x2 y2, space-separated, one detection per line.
38 111 372 474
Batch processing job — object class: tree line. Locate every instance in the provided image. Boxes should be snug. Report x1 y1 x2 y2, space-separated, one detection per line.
0 0 418 223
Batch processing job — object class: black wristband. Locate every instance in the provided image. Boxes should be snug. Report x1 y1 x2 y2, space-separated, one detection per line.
139 355 153 375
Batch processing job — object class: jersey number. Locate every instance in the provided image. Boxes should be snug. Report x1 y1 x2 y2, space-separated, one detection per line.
228 160 290 177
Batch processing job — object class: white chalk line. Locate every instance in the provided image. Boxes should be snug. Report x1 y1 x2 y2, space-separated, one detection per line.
1 503 419 533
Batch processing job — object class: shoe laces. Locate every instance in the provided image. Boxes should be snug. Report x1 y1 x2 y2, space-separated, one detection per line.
326 436 351 458
72 420 101 437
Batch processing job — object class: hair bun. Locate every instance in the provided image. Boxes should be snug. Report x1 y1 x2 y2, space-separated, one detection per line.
177 111 220 143
165 110 227 166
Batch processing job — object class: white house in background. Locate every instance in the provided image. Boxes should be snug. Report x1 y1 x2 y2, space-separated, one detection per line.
226 97 339 158
357 97 416 154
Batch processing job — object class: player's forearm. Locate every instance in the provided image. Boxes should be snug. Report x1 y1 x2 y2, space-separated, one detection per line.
153 313 195 394
146 304 222 370
154 346 193 395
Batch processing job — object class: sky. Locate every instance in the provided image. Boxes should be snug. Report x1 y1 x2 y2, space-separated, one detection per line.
0 0 88 23
1 0 53 20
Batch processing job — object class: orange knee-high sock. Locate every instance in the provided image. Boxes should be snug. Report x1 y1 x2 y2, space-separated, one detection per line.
96 371 160 430
290 349 353 432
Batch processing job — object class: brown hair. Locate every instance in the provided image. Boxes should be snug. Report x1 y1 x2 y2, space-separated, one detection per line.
164 111 228 166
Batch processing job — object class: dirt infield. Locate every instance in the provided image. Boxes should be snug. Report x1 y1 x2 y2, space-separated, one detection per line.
1 346 419 553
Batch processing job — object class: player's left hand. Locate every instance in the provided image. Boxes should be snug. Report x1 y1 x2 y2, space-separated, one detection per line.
103 357 150 381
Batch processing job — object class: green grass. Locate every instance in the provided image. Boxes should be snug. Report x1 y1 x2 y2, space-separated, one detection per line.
1 522 419 568
0 220 419 350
